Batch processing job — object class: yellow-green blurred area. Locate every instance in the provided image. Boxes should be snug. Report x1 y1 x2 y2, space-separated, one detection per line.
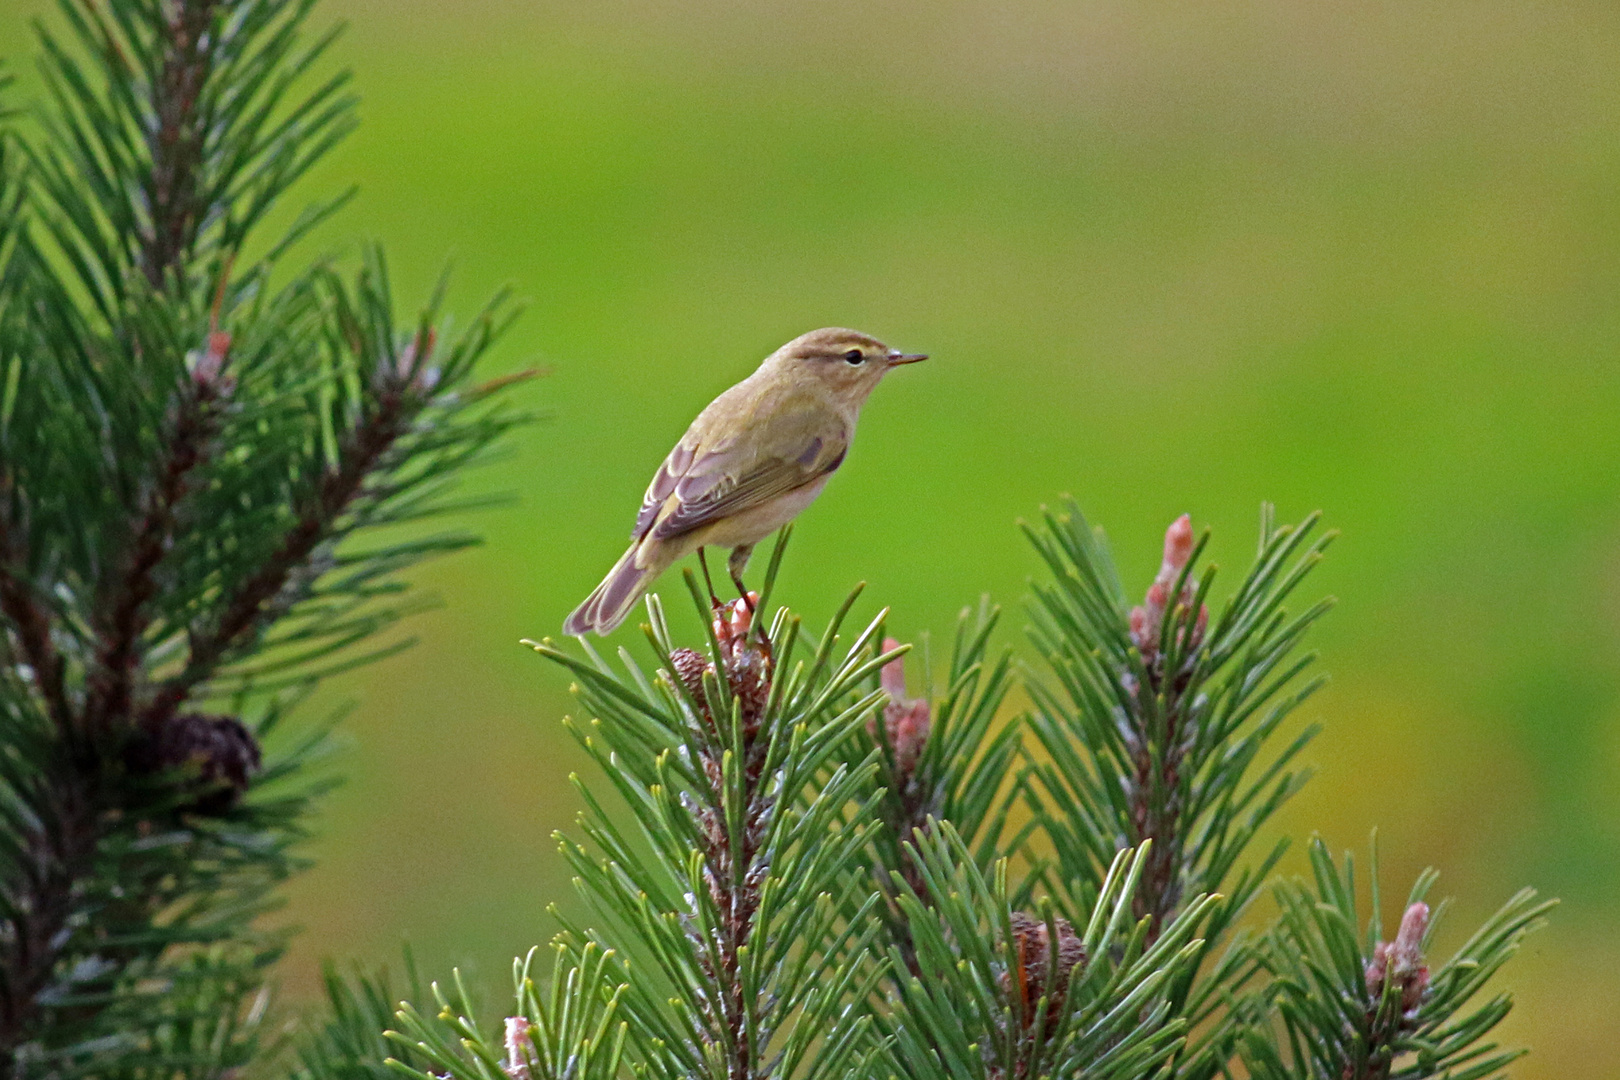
5 0 1620 1072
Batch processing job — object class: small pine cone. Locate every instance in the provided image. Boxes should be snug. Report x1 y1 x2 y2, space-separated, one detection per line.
727 647 772 736
701 751 724 798
1003 911 1087 1025
130 713 261 814
1055 924 1086 985
671 647 712 701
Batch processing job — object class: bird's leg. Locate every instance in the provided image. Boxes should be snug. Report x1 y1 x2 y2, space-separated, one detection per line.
728 543 773 665
697 547 721 611
728 544 754 610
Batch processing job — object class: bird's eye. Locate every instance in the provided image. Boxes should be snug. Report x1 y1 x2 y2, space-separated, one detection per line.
843 349 864 364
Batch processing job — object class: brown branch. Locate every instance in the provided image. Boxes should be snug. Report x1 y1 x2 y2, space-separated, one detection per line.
0 4 231 1061
0 776 98 1059
1123 517 1207 944
140 0 221 289
0 518 72 735
673 625 773 1080
140 386 414 728
89 0 234 730
0 404 228 1066
82 376 221 736
1128 701 1188 943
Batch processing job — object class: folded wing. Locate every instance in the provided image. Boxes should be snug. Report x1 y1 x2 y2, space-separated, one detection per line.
633 425 848 543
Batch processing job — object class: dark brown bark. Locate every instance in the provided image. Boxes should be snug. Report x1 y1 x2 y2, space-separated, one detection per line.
675 630 775 1080
83 378 220 737
0 776 98 1057
0 555 70 735
1129 749 1180 940
1127 665 1195 944
142 386 412 729
140 0 221 289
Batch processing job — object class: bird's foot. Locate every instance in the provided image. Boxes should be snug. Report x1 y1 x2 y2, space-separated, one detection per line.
697 547 723 611
710 591 772 671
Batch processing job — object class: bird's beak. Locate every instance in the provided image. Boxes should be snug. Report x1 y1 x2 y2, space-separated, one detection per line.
887 351 928 366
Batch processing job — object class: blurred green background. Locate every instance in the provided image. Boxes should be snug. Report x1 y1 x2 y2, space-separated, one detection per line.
5 0 1620 1073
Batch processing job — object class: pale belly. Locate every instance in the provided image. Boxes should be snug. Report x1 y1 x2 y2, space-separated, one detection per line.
674 474 832 555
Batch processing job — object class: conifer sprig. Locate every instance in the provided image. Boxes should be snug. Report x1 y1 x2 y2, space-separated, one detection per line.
523 555 892 1080
1022 503 1333 946
868 602 1022 874
0 1 530 1072
1240 839 1554 1080
1019 503 1335 1077
880 823 1215 1080
289 954 431 1080
368 508 1548 1080
384 944 628 1080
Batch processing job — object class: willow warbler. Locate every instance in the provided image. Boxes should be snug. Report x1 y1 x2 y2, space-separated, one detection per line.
564 327 927 636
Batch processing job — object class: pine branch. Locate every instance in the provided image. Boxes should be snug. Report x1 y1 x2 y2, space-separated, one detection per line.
142 0 221 288
830 600 1026 981
0 2 531 1073
525 558 889 1080
369 507 1550 1080
0 760 94 1052
880 824 1213 1080
1240 838 1554 1080
142 358 416 728
84 335 226 737
1022 503 1332 947
1016 503 1336 1079
384 944 628 1080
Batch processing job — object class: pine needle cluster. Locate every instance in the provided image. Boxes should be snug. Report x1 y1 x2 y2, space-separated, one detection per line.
0 0 529 1073
376 511 1550 1080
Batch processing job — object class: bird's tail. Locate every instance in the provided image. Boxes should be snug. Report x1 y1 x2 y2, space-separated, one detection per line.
564 542 663 636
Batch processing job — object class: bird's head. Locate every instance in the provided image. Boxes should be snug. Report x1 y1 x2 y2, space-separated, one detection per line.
765 327 927 406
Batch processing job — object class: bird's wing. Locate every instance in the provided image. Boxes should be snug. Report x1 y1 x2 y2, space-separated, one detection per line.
631 423 848 543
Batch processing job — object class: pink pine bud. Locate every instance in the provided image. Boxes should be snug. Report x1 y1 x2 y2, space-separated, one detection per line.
1129 606 1149 643
1160 514 1194 577
732 593 757 637
869 636 932 780
890 698 931 778
192 330 231 387
880 636 907 701
1364 940 1391 993
1393 902 1428 967
1365 902 1431 1010
1132 514 1210 663
503 1016 532 1079
712 593 757 644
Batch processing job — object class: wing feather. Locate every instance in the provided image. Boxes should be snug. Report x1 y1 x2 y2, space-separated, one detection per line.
631 442 694 538
631 421 847 543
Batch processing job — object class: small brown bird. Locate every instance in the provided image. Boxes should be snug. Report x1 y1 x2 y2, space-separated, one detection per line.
565 327 927 636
